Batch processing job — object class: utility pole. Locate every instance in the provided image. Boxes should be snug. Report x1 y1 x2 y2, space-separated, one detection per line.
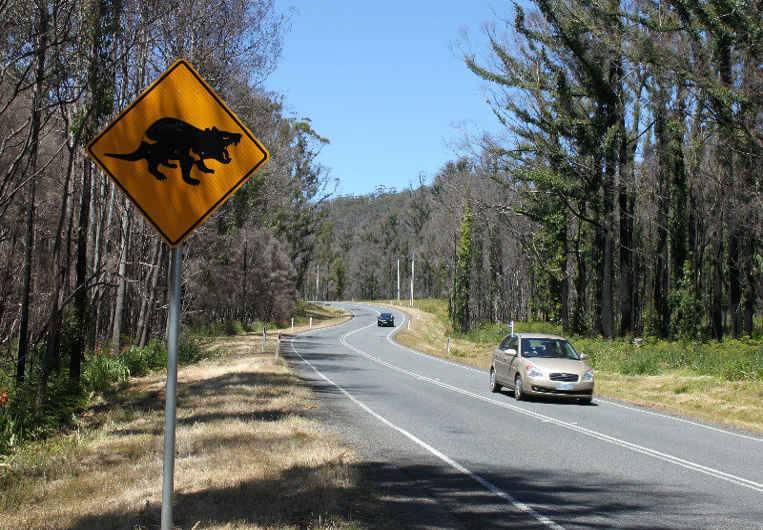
410 251 415 307
397 258 401 301
315 264 320 302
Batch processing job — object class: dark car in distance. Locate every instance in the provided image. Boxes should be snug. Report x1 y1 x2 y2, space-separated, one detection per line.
377 312 395 327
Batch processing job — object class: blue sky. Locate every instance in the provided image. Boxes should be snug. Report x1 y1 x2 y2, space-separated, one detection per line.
266 1 507 196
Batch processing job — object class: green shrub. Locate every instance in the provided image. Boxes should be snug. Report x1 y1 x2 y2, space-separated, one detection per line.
0 409 17 455
222 319 245 336
620 352 662 376
119 341 166 376
0 374 88 455
82 354 130 393
0 332 212 456
178 335 207 364
669 263 704 340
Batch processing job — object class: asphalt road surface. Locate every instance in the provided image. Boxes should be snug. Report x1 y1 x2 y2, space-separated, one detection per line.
284 303 763 529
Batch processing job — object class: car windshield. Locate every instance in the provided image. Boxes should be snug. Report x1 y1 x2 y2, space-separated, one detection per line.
521 338 580 360
380 313 392 318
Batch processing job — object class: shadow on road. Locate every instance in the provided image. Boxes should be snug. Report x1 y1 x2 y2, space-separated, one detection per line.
67 457 692 529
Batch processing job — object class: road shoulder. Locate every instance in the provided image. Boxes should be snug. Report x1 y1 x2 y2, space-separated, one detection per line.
0 313 394 530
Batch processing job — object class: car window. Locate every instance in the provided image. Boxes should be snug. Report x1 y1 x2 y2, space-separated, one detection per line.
520 338 579 359
499 335 517 351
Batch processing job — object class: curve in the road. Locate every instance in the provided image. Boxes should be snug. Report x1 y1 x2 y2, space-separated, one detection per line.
341 312 763 494
284 303 763 529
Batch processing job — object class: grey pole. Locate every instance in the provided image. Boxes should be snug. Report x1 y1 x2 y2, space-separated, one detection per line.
397 258 400 301
161 245 182 530
409 252 415 307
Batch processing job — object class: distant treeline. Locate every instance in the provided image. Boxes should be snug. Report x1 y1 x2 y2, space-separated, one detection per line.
317 0 761 340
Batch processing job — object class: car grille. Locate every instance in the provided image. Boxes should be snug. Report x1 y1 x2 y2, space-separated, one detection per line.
532 386 592 395
549 373 579 382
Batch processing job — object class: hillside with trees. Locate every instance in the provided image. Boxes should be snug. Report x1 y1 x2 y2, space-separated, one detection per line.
0 0 760 455
317 0 761 341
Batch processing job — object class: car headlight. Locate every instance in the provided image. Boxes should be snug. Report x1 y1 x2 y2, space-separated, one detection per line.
582 369 594 382
527 366 545 379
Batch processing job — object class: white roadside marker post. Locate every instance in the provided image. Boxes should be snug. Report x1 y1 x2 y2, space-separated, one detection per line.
161 245 182 530
309 317 313 329
291 317 294 331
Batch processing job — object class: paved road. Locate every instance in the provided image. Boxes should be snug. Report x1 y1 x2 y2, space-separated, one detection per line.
284 303 763 529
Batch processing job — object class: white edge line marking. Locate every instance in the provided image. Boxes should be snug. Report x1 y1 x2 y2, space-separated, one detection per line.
593 398 763 442
287 329 564 530
338 307 763 494
367 304 762 444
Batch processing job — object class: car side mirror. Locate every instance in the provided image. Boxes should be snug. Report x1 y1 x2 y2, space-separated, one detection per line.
505 348 517 356
579 353 587 360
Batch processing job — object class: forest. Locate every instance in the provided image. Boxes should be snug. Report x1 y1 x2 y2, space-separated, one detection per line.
0 0 760 450
316 0 761 341
0 0 333 445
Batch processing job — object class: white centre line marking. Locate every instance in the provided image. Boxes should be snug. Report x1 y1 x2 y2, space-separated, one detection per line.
288 329 564 530
338 309 763 494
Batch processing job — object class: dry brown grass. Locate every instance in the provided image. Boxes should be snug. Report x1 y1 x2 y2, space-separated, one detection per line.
595 371 763 433
379 301 763 434
378 302 492 370
0 315 374 530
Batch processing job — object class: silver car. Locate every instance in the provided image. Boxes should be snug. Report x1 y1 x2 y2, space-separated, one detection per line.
489 332 594 404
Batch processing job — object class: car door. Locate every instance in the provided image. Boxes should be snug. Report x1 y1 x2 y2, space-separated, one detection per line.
493 335 511 382
505 336 520 386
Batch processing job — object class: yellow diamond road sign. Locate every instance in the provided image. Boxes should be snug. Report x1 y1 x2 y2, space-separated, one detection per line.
87 59 269 246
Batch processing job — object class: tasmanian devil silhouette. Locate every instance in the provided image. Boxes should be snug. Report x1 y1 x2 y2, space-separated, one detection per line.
105 117 241 186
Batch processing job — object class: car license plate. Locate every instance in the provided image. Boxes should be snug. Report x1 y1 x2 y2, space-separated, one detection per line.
556 382 574 391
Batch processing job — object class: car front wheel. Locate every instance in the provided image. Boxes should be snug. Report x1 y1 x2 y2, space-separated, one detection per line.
489 368 500 393
514 375 524 401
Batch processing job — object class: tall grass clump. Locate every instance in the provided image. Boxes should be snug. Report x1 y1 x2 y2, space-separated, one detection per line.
82 354 130 393
120 341 167 376
223 319 245 336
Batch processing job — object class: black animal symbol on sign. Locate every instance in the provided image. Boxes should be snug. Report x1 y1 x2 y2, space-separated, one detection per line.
105 117 241 186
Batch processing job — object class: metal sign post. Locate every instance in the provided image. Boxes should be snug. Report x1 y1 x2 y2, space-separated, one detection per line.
84 59 269 530
161 245 182 530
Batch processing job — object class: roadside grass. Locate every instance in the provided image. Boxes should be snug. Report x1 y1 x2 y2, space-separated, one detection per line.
192 302 348 337
379 299 763 434
0 311 382 529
